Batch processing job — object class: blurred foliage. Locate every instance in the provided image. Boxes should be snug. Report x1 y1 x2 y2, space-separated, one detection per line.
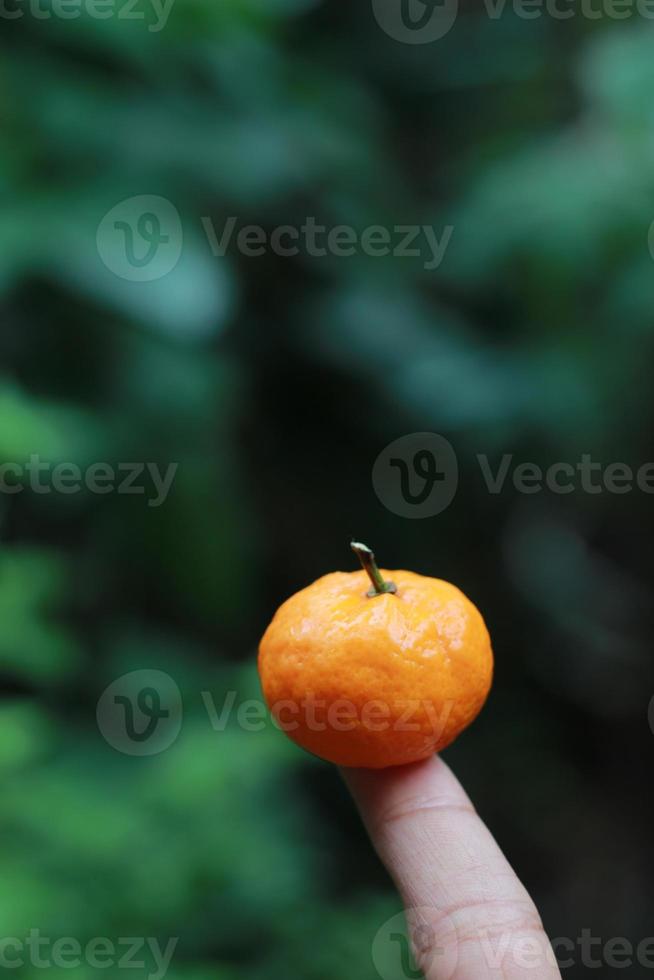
1 1 654 978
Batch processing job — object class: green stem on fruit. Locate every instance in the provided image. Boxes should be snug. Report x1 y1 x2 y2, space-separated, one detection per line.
350 541 397 597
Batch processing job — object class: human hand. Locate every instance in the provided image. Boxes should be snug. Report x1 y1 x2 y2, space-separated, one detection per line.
343 756 562 980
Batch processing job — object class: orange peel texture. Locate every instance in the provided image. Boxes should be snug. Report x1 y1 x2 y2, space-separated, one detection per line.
258 569 493 769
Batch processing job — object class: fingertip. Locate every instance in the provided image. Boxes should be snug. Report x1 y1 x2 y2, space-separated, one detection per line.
341 754 463 807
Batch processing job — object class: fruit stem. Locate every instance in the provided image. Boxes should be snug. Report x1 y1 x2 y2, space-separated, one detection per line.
350 541 397 597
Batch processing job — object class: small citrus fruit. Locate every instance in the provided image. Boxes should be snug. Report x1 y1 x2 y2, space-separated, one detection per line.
258 542 493 769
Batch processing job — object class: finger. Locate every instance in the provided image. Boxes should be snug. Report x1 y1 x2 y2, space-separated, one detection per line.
342 756 561 980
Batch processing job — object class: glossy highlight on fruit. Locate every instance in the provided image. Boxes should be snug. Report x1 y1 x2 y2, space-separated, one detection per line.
258 543 493 769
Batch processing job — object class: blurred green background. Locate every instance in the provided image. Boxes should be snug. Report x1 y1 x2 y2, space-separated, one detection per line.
2 1 654 977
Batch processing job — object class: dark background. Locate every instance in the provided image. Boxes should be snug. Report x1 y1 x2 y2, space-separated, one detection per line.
1 1 654 977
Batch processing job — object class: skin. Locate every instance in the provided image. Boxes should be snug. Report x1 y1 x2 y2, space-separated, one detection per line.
343 756 563 980
262 553 557 974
